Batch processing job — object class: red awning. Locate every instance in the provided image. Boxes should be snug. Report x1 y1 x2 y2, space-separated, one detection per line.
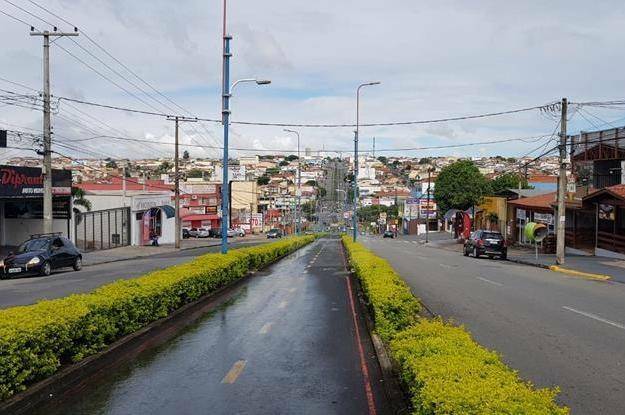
181 214 220 221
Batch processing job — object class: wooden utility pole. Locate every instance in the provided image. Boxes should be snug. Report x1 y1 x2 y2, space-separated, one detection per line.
31 28 79 234
556 98 568 264
167 116 197 249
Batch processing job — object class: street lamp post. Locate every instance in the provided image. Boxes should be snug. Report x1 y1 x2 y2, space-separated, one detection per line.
284 129 301 235
353 81 380 243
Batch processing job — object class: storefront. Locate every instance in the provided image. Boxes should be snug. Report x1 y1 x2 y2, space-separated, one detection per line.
507 192 556 250
0 165 72 251
581 184 625 258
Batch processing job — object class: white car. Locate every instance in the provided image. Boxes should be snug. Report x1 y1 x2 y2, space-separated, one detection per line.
233 228 246 237
226 229 237 238
196 228 210 238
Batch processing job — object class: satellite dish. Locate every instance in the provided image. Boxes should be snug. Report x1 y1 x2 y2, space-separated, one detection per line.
524 222 548 242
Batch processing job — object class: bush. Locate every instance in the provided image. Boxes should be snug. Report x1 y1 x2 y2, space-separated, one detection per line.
0 235 315 401
341 236 568 415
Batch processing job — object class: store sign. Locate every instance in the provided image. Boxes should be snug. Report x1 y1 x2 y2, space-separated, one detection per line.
250 213 263 227
132 195 172 212
205 206 218 214
180 183 217 194
517 209 526 220
533 212 554 225
0 165 71 198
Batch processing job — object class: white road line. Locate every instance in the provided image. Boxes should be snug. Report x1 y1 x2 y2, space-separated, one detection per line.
278 300 288 309
259 322 273 335
476 276 503 286
562 306 625 330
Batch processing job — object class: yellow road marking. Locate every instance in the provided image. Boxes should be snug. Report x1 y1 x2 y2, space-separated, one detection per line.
278 300 288 309
221 360 247 384
259 322 273 334
549 265 611 281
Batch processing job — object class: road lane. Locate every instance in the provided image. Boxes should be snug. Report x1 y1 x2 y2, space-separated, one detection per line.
36 237 389 415
361 235 625 415
0 238 269 309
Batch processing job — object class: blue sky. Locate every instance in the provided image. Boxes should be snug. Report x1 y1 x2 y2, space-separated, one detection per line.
1 0 625 160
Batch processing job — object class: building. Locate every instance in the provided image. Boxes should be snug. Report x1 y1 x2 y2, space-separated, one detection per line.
0 165 72 250
179 181 222 231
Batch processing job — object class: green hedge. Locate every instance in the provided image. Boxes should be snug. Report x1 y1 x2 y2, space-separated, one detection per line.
342 236 568 415
0 235 315 401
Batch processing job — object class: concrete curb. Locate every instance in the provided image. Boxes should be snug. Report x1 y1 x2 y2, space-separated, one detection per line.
506 258 611 281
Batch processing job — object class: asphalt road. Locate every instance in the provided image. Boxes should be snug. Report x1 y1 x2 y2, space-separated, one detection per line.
361 234 625 415
0 238 270 309
37 238 389 415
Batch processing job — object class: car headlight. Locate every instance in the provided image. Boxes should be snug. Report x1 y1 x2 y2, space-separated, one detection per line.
27 257 41 266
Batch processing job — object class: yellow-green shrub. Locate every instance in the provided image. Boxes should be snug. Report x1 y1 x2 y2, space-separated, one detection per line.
341 237 568 415
0 235 315 401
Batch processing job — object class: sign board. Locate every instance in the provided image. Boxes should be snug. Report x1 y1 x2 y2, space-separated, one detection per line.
205 206 218 214
533 212 554 225
250 213 263 227
0 165 71 198
131 195 172 212
180 183 216 194
517 208 526 220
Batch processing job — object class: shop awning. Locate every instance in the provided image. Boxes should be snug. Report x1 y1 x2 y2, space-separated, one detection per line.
158 205 176 218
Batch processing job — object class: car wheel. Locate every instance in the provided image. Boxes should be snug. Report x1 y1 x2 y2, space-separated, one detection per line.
488 255 494 260
463 246 469 256
473 247 480 258
501 253 507 260
73 257 82 271
40 261 51 276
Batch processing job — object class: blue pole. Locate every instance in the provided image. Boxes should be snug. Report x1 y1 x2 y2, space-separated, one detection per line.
221 35 232 254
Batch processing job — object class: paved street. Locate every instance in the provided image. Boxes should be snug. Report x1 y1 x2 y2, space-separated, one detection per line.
35 238 388 415
361 235 625 414
0 238 270 309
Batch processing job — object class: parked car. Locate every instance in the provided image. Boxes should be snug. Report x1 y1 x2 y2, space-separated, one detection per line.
383 230 395 238
226 228 237 238
188 228 199 238
0 233 82 278
182 228 191 239
196 228 210 238
463 230 507 259
267 228 283 239
233 227 246 237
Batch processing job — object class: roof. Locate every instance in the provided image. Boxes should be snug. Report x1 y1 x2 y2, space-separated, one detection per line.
528 175 558 183
583 184 625 202
507 191 557 210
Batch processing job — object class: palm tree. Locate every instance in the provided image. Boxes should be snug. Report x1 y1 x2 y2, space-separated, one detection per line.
72 187 92 225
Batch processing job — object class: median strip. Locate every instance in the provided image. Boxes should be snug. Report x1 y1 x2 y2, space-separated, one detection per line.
342 236 568 415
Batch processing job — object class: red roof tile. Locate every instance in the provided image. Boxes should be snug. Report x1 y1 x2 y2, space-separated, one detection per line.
507 192 556 209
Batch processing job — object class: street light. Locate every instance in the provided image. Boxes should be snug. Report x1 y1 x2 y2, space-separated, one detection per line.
220 73 271 255
283 128 301 235
353 81 381 243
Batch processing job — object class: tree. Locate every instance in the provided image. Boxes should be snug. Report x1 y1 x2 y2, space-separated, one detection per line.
183 150 190 160
433 160 490 216
105 159 117 169
279 160 290 167
257 175 270 185
266 167 280 176
157 160 172 173
418 157 431 165
72 187 92 226
305 180 317 186
186 168 204 179
286 154 299 161
489 172 529 195
377 156 387 164
317 187 327 198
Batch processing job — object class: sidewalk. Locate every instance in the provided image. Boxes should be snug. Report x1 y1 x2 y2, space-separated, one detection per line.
82 235 265 266
426 237 625 283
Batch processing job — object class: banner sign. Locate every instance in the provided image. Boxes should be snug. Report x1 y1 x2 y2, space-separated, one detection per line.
0 165 71 198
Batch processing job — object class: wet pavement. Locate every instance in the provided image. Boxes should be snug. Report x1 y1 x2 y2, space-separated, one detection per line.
36 237 388 415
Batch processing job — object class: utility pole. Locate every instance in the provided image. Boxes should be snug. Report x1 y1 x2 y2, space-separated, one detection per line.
31 27 79 234
556 98 568 265
284 129 301 235
373 137 376 159
426 168 432 243
168 116 197 249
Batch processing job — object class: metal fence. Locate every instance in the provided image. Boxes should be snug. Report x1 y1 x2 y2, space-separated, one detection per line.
75 207 131 252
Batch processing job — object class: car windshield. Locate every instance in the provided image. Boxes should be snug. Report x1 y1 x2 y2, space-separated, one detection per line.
482 232 503 240
17 238 50 253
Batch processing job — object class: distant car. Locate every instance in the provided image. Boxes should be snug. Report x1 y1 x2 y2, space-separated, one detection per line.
182 228 191 239
226 229 237 238
196 228 210 238
188 228 199 238
463 230 507 259
0 234 82 278
212 228 222 238
267 228 283 239
233 228 246 237
383 230 395 238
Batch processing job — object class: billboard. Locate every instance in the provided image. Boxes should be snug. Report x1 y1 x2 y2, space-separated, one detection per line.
0 165 71 198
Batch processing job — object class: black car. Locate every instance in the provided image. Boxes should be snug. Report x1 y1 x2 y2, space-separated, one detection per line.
383 230 395 238
463 230 507 259
182 228 191 239
0 234 83 278
266 228 283 239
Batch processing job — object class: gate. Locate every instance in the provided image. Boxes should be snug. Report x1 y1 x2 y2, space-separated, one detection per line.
75 207 131 252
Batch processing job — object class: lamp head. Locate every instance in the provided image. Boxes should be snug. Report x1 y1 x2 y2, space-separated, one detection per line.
256 79 271 85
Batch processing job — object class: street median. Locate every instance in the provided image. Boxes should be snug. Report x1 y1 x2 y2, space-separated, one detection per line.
342 236 568 415
0 235 316 402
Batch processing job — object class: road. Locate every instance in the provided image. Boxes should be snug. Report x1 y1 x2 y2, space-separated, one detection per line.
361 234 625 415
0 238 270 309
35 237 389 415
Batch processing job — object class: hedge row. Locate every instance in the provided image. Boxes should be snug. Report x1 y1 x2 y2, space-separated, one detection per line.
0 235 316 401
342 236 568 415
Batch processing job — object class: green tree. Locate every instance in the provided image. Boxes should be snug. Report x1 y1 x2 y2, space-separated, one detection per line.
377 156 387 164
317 187 327 198
183 150 190 160
305 180 317 186
279 160 290 167
285 154 299 161
266 167 280 176
157 160 172 173
186 168 204 179
418 157 431 165
105 159 117 169
489 172 529 195
257 175 270 185
433 160 490 216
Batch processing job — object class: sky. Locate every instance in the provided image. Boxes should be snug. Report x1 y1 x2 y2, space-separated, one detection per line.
2 0 625 161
